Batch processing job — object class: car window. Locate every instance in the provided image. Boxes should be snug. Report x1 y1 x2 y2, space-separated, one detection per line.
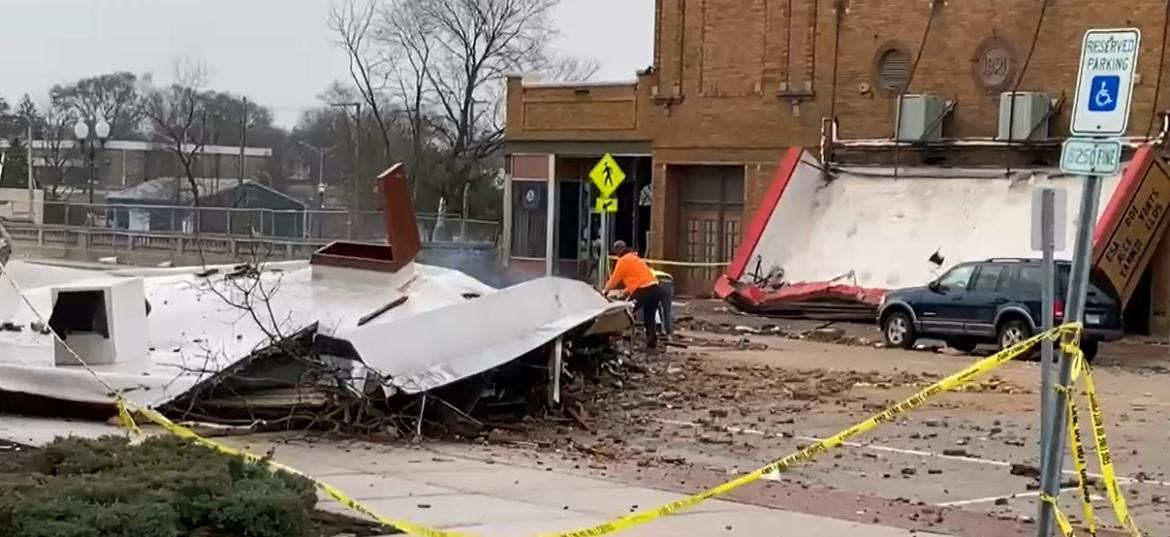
939 265 975 291
1019 265 1111 298
972 265 1006 292
1018 267 1044 294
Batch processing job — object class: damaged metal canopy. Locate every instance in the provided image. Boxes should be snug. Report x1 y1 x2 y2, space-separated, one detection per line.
340 277 630 394
0 163 629 412
0 258 627 408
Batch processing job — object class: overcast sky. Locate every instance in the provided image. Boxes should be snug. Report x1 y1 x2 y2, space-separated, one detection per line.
0 0 654 127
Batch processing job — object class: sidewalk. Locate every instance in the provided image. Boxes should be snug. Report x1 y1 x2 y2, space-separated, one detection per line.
0 416 945 536
222 434 947 537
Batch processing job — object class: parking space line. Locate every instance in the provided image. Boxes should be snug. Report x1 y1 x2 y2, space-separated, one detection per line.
939 489 1103 507
654 418 1170 488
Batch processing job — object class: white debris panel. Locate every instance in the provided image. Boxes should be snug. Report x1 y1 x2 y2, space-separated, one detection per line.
742 154 1124 292
0 258 622 408
342 277 630 394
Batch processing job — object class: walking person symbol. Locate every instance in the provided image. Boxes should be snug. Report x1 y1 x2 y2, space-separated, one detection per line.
604 163 613 187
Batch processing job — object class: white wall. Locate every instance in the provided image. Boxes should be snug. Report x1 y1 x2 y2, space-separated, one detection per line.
0 188 44 224
743 159 1121 291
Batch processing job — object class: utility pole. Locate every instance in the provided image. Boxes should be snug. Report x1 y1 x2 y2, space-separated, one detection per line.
239 97 248 184
26 123 35 223
330 102 361 226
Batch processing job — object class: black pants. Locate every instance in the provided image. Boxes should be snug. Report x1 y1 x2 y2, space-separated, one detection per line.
631 284 665 348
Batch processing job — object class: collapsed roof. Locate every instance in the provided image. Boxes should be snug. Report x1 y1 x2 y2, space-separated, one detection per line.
0 163 629 414
714 148 1163 317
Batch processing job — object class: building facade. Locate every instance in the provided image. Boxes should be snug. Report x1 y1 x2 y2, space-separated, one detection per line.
504 0 1170 306
0 139 273 200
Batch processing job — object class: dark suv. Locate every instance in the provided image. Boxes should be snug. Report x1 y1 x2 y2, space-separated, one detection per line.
877 259 1123 361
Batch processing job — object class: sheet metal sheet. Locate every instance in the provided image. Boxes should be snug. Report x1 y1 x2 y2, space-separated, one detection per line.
0 259 495 406
342 277 630 394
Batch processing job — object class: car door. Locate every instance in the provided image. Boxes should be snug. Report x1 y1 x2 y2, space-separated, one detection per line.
918 264 976 335
1015 265 1048 327
963 264 1009 337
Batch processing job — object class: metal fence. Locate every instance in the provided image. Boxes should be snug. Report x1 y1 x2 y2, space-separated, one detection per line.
32 201 501 245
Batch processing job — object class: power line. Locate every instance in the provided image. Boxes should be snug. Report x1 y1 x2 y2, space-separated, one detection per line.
891 0 943 181
1005 0 1049 175
1147 1 1170 139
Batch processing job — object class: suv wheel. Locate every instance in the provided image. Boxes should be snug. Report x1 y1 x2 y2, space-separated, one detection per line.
882 311 917 349
998 320 1033 353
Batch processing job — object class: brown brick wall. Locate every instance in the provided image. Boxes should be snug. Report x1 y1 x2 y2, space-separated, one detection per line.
508 0 1170 263
827 0 1170 140
505 77 654 142
647 0 1170 150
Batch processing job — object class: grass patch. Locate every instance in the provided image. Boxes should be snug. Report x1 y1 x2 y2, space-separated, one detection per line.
0 435 321 537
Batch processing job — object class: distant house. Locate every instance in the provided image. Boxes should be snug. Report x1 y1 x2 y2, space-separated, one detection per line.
105 177 307 238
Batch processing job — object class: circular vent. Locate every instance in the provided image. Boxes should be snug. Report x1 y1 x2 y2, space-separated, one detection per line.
877 47 912 92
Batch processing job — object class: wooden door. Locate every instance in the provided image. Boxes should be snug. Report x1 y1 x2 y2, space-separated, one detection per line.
674 166 745 296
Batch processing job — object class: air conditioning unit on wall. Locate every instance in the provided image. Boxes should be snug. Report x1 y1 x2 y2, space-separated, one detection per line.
998 92 1052 141
896 94 949 142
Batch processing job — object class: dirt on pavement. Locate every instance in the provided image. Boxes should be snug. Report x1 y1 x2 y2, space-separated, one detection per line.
478 302 1170 537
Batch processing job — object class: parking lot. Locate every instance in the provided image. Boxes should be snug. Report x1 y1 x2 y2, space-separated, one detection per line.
487 302 1170 537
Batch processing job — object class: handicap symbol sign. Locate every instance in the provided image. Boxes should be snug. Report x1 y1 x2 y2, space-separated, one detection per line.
1088 75 1120 113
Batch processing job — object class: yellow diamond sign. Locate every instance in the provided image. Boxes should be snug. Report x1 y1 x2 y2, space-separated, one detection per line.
589 154 626 198
594 197 618 214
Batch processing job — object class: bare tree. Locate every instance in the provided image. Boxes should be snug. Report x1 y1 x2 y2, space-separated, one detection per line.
328 0 397 162
382 0 438 199
534 57 601 84
330 0 595 213
139 60 210 211
38 105 85 201
414 0 560 197
50 72 146 139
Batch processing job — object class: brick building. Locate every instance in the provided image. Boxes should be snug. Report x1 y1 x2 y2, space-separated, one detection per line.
504 1 1170 325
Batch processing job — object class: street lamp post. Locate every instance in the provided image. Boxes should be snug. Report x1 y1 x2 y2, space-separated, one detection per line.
74 119 110 215
298 141 338 238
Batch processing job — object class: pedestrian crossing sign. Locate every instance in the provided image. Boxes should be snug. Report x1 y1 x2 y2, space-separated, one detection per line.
594 197 618 214
589 153 626 198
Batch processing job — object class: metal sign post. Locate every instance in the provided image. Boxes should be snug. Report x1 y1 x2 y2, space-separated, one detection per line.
1038 27 1140 537
598 210 609 290
1032 189 1058 474
1036 177 1103 537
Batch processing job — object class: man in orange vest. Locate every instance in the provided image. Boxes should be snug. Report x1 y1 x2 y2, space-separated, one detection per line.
604 240 667 350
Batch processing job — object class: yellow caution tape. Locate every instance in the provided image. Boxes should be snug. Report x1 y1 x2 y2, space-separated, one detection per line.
605 255 728 268
1065 386 1097 535
1042 493 1078 537
115 395 142 437
114 322 1142 537
117 400 473 537
13 249 1135 537
1046 334 1141 537
538 327 1062 537
1083 363 1142 537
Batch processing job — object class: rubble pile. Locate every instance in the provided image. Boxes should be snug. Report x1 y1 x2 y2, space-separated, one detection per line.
0 164 633 441
676 316 877 347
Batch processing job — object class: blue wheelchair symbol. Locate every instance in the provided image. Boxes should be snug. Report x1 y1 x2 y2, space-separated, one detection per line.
1088 75 1120 112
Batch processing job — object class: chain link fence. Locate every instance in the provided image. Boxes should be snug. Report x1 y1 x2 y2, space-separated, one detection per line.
35 201 500 245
